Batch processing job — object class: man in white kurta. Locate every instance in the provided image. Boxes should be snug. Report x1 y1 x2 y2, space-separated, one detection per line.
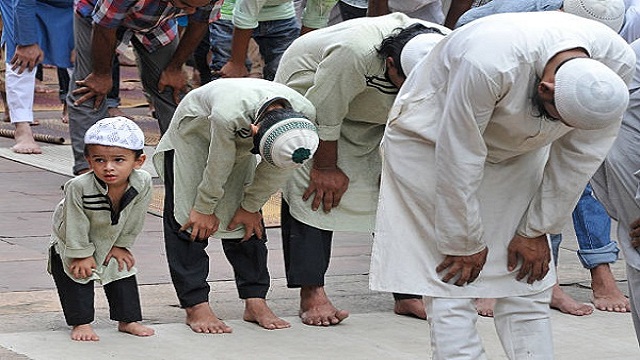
591 38 640 345
369 12 635 359
274 13 450 325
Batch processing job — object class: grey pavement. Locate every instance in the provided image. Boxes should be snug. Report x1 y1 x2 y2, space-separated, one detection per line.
0 113 638 359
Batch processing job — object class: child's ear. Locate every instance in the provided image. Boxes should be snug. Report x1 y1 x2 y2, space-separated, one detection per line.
134 153 147 169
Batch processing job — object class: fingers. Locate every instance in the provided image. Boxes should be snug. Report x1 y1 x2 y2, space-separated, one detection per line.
311 191 323 212
322 192 334 213
507 248 518 272
302 185 315 202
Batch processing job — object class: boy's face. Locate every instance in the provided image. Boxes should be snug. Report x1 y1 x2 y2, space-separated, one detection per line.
85 145 146 188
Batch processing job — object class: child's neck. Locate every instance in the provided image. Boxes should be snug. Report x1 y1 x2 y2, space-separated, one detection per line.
107 182 129 213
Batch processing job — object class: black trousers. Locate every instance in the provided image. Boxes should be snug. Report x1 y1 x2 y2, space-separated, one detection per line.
281 200 421 300
50 247 142 326
162 151 270 308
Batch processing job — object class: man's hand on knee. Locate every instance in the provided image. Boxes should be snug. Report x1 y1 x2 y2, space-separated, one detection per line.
507 234 551 284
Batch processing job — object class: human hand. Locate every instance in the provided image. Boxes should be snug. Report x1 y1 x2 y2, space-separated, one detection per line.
180 209 220 241
436 247 488 286
629 218 640 248
302 167 350 213
227 207 264 241
507 234 551 284
69 256 97 279
214 60 249 79
104 246 135 271
158 66 189 105
72 72 113 108
10 44 44 73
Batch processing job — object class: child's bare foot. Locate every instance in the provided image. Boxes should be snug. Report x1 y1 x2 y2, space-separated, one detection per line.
243 298 290 330
71 324 99 341
551 283 593 316
11 122 42 154
591 264 630 312
475 298 496 317
299 286 349 326
118 322 155 337
185 302 233 334
394 297 427 319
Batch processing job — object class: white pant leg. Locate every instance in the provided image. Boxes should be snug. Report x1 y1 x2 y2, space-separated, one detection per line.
493 289 554 360
626 264 640 346
5 64 35 123
425 297 487 360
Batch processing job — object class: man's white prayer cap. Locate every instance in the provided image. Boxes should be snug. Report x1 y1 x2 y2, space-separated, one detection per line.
555 58 629 130
400 33 445 76
563 0 625 33
84 117 145 150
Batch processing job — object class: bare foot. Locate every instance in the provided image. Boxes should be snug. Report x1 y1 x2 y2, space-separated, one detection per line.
551 283 593 316
475 298 496 317
11 122 42 154
118 322 155 337
185 302 233 334
394 298 427 319
299 286 349 326
243 298 291 330
71 324 99 341
107 107 132 119
591 264 630 312
61 102 69 124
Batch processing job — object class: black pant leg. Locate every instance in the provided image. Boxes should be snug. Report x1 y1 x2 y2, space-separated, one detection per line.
162 151 211 308
49 247 95 326
222 234 270 299
103 275 143 323
280 199 333 288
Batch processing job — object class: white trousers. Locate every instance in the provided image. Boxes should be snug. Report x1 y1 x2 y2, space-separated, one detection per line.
5 64 35 123
627 264 640 346
426 289 553 360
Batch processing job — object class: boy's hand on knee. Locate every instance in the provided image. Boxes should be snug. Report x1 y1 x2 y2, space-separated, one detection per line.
70 257 97 279
181 209 220 241
104 246 135 271
228 207 263 241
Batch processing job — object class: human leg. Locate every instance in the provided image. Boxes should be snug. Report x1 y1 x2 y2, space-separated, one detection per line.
106 55 128 118
253 17 300 81
548 233 594 315
5 65 41 154
573 184 629 312
103 275 154 337
67 14 109 174
222 235 290 330
49 247 98 341
57 67 70 123
162 151 231 334
392 293 426 319
627 264 640 346
131 37 178 134
425 297 487 359
193 29 213 85
281 200 348 326
493 290 554 360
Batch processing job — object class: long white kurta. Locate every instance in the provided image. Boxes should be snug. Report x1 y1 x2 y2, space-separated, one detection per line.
275 13 450 232
370 11 636 298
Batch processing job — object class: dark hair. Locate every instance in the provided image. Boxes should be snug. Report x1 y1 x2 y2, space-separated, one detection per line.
251 108 309 154
84 144 144 158
376 23 446 79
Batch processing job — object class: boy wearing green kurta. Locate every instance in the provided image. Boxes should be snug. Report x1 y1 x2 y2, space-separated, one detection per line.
48 117 154 341
153 78 318 333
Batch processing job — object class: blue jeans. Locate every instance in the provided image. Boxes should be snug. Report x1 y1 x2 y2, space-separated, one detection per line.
209 17 300 81
550 183 620 269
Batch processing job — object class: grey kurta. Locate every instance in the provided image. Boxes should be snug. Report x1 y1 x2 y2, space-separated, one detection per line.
152 78 316 239
370 12 636 298
274 13 449 232
48 169 153 285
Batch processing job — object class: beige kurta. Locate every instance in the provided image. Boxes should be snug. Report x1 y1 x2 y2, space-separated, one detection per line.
370 12 636 298
275 13 450 232
152 78 316 239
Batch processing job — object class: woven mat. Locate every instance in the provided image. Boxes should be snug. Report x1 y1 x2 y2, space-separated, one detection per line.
149 185 282 228
0 115 161 146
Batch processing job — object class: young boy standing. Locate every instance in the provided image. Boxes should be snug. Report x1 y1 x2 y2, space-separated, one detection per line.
48 117 154 341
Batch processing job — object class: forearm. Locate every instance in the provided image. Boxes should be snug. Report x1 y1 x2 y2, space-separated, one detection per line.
91 24 118 75
312 140 338 169
228 27 253 64
444 0 474 29
166 20 209 70
367 0 389 17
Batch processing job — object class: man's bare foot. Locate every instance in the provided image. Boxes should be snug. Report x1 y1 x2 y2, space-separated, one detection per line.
11 122 42 154
591 264 630 312
61 102 69 123
185 302 233 334
551 283 593 316
107 107 132 119
243 298 291 330
118 322 155 337
475 298 496 317
71 324 99 341
299 286 349 326
394 297 427 319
